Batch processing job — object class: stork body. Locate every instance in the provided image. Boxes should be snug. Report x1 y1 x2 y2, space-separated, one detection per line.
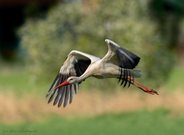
47 39 158 107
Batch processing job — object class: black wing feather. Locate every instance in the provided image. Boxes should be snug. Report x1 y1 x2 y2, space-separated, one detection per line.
116 48 140 69
46 74 59 97
69 85 74 104
58 87 66 107
53 89 61 106
74 60 91 76
64 85 71 107
47 59 91 107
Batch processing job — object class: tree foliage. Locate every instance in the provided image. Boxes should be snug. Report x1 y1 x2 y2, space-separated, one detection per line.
19 0 175 89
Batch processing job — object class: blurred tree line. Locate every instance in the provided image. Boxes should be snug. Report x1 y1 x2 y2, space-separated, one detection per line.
19 0 175 90
149 0 184 49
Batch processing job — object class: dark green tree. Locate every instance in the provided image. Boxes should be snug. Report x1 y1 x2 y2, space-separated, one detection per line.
149 0 184 48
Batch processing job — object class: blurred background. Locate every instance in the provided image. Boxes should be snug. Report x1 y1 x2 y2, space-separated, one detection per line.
1 0 184 134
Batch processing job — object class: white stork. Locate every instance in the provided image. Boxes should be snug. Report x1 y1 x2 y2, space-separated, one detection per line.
46 39 158 107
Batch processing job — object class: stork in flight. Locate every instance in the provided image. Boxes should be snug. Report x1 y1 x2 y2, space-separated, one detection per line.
46 39 158 107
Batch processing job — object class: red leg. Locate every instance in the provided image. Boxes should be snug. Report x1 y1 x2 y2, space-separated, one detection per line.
128 76 158 95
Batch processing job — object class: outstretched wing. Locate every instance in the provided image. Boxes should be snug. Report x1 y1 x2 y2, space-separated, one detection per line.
46 50 99 107
103 39 140 88
103 39 140 69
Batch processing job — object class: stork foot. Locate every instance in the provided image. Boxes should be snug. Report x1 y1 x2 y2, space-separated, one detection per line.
133 80 159 95
142 88 159 95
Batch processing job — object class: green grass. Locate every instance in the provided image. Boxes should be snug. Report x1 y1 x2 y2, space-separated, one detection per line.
0 71 30 91
164 66 184 90
0 70 49 95
1 109 184 135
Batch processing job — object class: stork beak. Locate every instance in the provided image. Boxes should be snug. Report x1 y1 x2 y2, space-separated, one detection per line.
54 81 70 90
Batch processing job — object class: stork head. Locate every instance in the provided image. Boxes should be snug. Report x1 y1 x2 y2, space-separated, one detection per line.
54 76 78 90
67 76 79 84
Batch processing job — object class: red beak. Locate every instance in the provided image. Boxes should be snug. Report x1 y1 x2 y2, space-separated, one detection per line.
54 81 70 90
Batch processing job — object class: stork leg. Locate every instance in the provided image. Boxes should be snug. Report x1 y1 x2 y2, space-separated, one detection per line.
128 76 158 95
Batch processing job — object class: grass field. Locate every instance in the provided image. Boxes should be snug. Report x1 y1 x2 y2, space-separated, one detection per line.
1 109 184 135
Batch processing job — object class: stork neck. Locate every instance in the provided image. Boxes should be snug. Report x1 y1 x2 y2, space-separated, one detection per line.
77 72 91 82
